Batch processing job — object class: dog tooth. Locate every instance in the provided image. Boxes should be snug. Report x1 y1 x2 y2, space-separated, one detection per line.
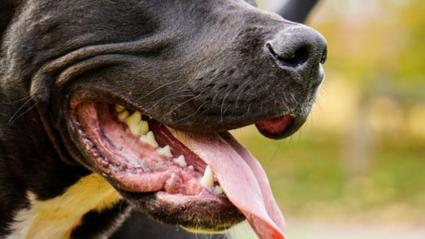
126 111 141 123
139 120 149 135
213 185 223 195
115 104 125 113
126 112 142 135
157 145 172 158
173 155 187 167
118 110 130 122
199 165 214 189
140 131 159 148
188 165 194 170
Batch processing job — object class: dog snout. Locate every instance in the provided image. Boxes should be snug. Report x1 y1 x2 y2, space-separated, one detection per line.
266 25 327 83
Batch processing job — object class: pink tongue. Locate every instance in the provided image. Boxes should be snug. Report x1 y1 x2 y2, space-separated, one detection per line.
168 129 287 239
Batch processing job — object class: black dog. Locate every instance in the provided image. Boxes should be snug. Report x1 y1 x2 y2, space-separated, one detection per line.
0 0 326 238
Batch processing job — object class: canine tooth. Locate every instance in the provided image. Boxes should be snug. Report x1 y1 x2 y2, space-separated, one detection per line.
199 165 214 189
157 145 172 157
118 111 130 122
115 104 125 113
126 112 142 135
173 155 187 167
140 131 159 148
213 185 223 195
188 165 194 170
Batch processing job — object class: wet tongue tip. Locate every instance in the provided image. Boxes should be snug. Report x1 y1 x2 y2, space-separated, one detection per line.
247 216 287 239
165 127 288 239
237 188 287 239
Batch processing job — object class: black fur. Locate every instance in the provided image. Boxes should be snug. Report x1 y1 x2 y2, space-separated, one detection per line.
0 0 325 237
71 202 131 239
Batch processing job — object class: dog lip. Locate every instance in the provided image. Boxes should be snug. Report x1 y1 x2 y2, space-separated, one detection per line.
69 88 301 136
69 89 307 142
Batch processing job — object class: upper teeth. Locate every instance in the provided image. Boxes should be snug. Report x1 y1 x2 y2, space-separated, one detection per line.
116 106 157 148
125 112 149 136
115 105 125 113
117 110 130 122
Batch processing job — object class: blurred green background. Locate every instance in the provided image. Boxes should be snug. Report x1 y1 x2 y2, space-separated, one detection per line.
231 0 425 238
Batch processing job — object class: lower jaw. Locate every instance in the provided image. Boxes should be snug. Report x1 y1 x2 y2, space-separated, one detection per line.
122 191 244 231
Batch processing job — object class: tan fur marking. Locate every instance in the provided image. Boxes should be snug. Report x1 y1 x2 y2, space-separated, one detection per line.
8 173 121 239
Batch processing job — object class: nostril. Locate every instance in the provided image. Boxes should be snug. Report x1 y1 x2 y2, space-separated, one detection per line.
266 25 328 72
266 42 310 68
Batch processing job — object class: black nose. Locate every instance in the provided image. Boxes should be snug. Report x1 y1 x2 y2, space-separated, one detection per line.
266 25 327 82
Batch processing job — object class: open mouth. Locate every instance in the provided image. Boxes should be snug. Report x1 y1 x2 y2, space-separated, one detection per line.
69 101 295 239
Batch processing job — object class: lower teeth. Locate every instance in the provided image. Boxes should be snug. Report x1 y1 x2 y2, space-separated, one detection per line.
157 146 172 158
140 131 159 148
199 166 214 190
173 155 187 167
213 185 223 195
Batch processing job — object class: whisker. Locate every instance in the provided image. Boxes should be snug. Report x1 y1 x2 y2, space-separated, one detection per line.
146 90 193 112
172 101 208 124
4 95 33 105
8 101 38 126
7 96 37 126
136 79 181 101
233 79 252 110
220 88 232 122
166 88 209 118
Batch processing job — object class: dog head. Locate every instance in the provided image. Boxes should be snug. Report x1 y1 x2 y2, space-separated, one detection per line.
1 0 326 237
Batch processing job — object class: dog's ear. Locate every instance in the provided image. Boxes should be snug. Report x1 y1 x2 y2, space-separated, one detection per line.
277 0 319 23
0 0 20 37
